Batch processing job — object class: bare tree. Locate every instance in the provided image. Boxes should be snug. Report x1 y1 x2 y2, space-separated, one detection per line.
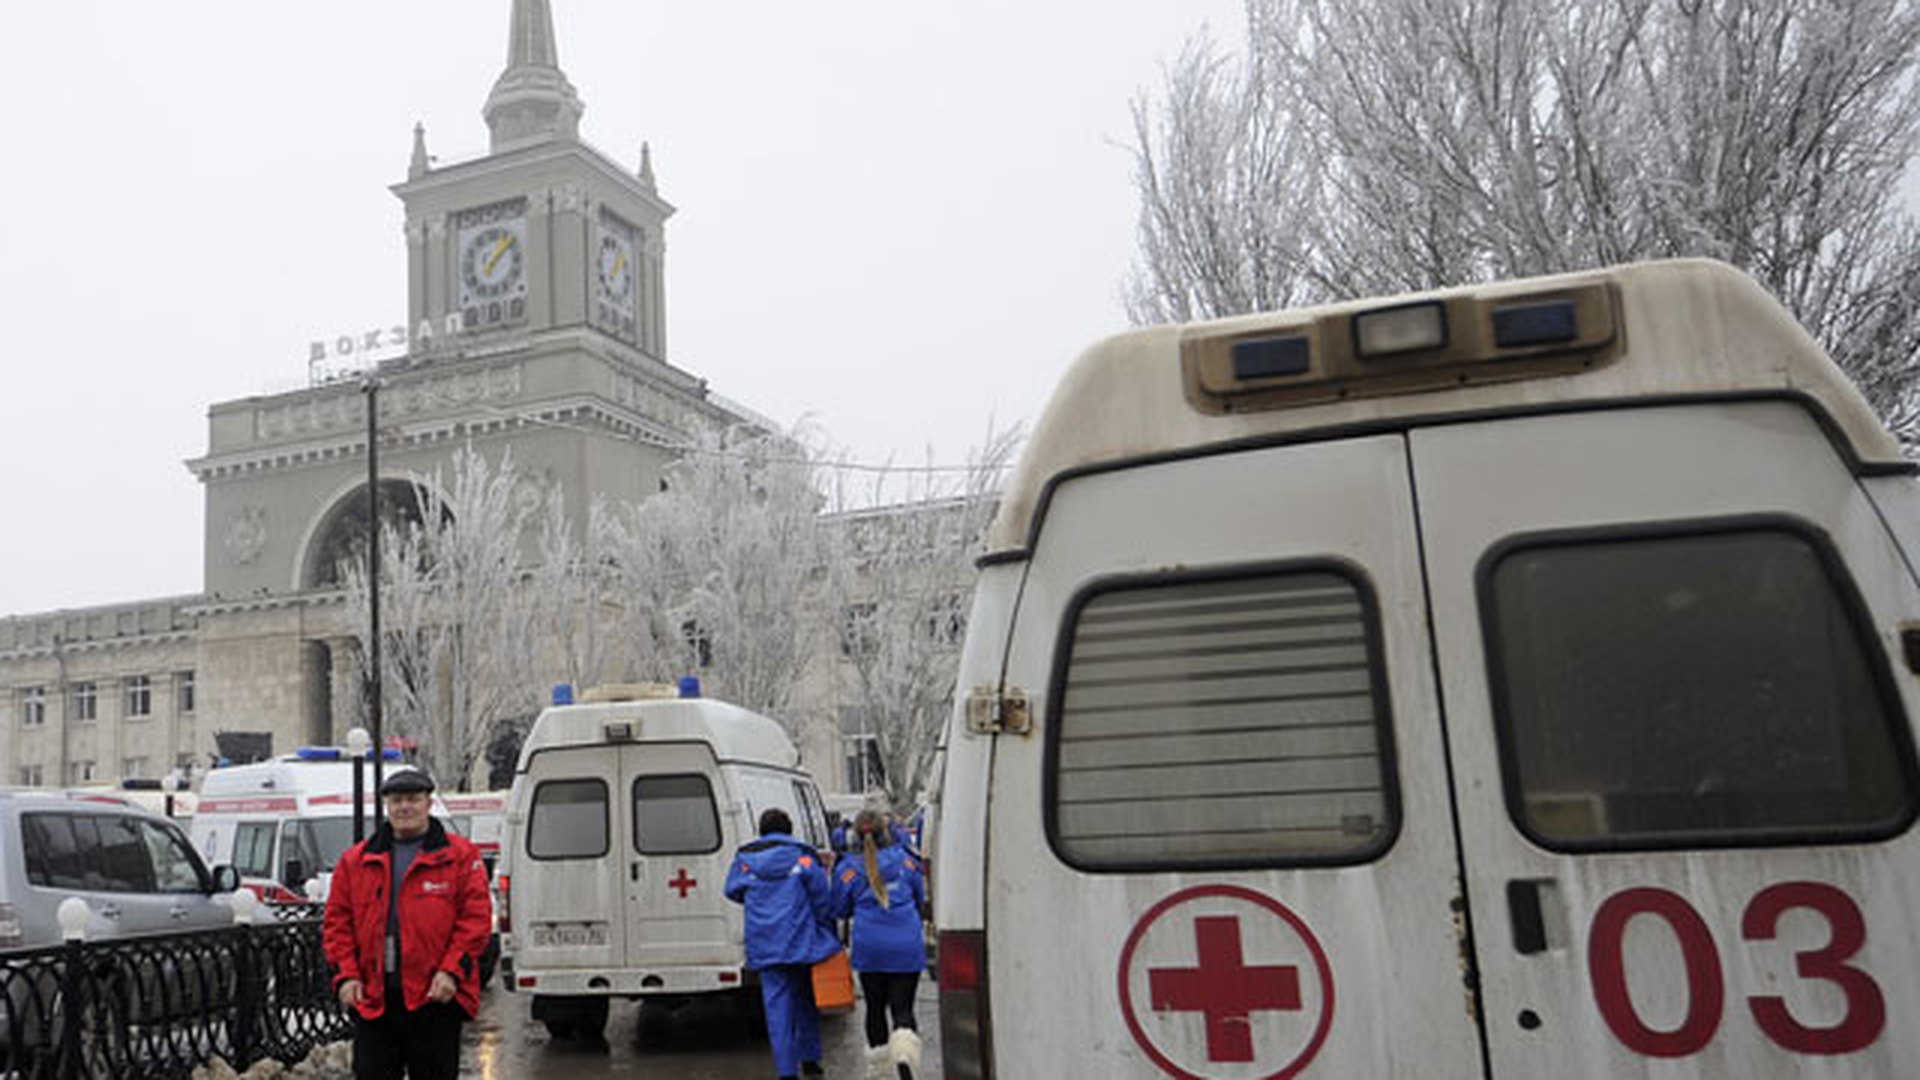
1130 0 1920 441
827 427 1021 809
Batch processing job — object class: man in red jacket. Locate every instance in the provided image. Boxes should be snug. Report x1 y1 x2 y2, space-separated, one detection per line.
322 769 492 1080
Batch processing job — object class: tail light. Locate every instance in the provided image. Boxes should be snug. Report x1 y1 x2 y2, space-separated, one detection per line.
497 874 511 927
937 930 993 1080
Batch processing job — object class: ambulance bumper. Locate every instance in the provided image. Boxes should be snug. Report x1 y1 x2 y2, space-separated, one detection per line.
505 964 746 996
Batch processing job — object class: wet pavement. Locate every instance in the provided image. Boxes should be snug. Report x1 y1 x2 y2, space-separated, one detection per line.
460 978 942 1079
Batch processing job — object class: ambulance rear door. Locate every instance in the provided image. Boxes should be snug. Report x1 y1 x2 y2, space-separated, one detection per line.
1410 401 1920 1078
984 436 1485 1079
619 742 735 971
515 746 626 971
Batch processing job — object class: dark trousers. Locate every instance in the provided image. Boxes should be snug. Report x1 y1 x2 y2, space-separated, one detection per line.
758 964 823 1078
352 998 463 1080
858 970 921 1048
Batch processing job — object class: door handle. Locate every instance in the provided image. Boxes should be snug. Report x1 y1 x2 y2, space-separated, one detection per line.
631 861 639 882
1507 879 1551 955
99 904 122 921
169 906 191 920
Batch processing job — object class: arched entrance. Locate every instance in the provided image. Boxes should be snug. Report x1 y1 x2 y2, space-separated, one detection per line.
301 480 438 590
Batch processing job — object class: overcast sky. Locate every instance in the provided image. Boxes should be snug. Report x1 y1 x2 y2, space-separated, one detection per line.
0 0 1245 616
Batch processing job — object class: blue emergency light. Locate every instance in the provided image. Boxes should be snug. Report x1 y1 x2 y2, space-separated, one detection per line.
678 675 701 699
553 683 574 705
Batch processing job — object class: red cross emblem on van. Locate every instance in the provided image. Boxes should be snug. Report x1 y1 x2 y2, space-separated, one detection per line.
1118 885 1335 1080
669 869 697 898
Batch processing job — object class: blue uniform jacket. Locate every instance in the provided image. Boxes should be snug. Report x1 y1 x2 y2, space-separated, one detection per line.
831 845 928 974
723 832 841 970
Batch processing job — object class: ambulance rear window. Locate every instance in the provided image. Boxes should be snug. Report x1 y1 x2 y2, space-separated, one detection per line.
632 775 721 855
528 779 609 860
1485 525 1918 849
1049 567 1399 869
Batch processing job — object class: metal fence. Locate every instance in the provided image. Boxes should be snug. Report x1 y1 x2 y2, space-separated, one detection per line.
0 905 348 1080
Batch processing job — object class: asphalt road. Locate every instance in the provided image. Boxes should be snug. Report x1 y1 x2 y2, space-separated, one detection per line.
458 978 942 1079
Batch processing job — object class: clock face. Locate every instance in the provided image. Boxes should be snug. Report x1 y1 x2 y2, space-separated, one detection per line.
595 219 638 341
597 233 634 305
457 218 529 328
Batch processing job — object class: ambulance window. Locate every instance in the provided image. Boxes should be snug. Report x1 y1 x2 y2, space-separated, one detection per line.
791 781 827 847
232 822 276 878
1485 527 1917 849
1050 568 1399 869
632 775 721 854
528 779 609 859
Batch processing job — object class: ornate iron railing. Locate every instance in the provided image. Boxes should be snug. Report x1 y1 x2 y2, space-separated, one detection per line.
0 910 348 1080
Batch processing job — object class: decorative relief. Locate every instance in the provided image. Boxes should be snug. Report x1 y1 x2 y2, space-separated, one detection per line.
611 372 696 437
426 215 449 241
259 364 524 432
224 506 269 566
553 184 586 213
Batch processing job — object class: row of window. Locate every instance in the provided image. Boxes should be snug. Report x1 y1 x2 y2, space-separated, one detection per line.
14 671 194 727
1047 524 1920 870
15 753 195 787
525 774 831 860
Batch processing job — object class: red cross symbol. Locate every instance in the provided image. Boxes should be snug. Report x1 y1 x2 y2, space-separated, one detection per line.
668 869 697 898
1148 916 1302 1062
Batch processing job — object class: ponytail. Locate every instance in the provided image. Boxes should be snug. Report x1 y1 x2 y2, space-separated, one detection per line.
862 831 889 910
853 808 891 910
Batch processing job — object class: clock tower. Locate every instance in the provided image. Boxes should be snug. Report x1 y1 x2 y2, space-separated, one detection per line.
187 0 755 756
393 0 670 359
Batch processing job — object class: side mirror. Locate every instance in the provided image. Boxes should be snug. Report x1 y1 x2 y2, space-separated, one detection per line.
284 858 309 890
210 865 241 894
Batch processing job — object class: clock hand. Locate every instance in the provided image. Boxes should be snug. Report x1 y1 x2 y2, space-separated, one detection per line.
485 233 516 276
614 251 628 278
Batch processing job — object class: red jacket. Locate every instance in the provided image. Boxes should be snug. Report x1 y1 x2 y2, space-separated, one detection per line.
322 818 492 1019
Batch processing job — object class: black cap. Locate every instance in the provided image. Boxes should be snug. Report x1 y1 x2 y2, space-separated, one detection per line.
378 769 435 796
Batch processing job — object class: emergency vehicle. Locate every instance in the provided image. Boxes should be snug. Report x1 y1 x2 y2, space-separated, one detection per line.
497 681 833 1041
191 747 425 904
440 790 508 875
934 259 1920 1079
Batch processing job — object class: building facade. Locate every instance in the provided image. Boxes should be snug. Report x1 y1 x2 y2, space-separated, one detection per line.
0 0 861 790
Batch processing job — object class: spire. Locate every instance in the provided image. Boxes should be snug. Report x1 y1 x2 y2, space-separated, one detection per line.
638 142 656 193
409 122 431 180
483 0 584 152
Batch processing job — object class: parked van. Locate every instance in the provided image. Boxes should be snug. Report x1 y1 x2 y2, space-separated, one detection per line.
191 747 426 903
0 788 241 951
935 260 1920 1079
440 790 508 875
497 683 832 1041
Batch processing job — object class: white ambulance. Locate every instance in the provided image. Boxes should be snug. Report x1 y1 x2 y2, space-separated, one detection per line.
497 683 832 1041
191 747 426 904
934 259 1920 1079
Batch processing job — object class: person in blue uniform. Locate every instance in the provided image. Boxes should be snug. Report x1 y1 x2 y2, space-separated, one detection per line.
833 810 929 1080
724 808 841 1080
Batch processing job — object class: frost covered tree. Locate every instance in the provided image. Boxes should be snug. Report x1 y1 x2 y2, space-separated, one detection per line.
827 427 1021 808
343 446 540 790
601 427 834 729
1129 0 1920 440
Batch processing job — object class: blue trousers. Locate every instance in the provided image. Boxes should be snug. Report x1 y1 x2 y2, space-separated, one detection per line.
758 963 822 1077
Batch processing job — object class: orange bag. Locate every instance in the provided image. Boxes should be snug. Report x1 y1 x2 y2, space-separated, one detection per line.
811 949 856 1015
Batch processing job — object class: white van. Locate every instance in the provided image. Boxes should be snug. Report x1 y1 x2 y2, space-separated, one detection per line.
191 748 428 903
497 683 832 1041
935 260 1920 1079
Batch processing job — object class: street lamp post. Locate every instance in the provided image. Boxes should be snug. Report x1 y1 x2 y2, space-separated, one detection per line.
347 726 372 841
363 374 386 833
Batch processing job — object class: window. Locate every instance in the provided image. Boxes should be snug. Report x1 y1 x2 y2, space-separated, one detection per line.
231 822 277 878
71 682 96 722
839 602 879 658
68 761 96 784
176 671 196 715
843 735 883 794
23 814 154 892
1049 568 1398 869
121 757 150 780
17 765 43 786
125 675 151 718
632 775 721 854
528 779 608 859
681 621 713 669
20 687 45 728
140 820 207 893
1485 526 1917 849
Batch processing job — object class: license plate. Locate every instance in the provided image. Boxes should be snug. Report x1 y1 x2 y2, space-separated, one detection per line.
531 923 607 947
